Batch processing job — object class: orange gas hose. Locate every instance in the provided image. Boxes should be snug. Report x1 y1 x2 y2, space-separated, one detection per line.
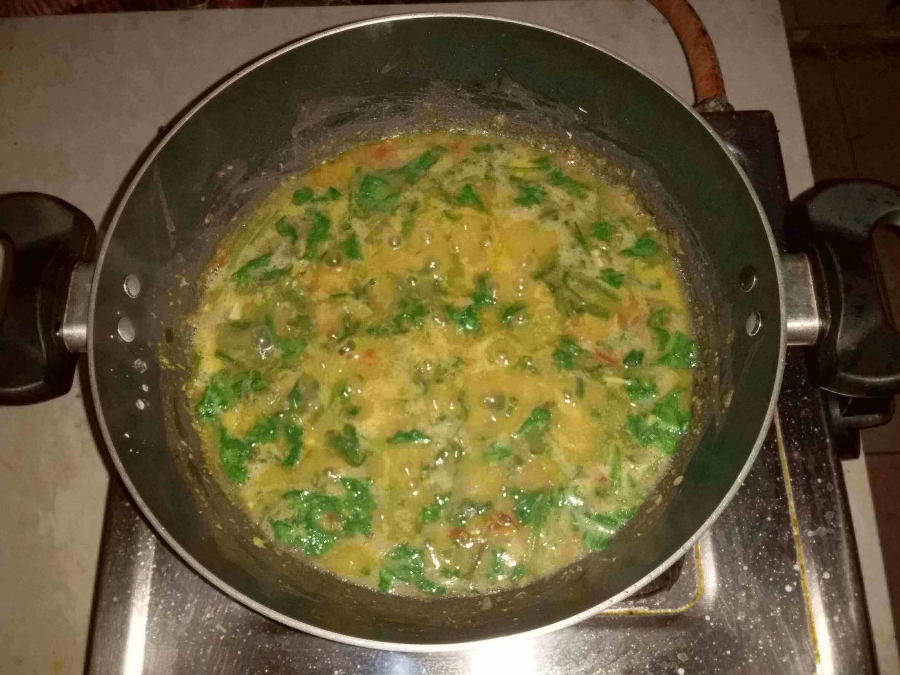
647 0 732 111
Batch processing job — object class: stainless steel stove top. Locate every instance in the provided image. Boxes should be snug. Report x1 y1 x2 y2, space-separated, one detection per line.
85 112 876 675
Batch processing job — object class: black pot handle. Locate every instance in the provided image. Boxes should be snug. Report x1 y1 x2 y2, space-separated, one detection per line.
788 181 900 398
0 193 95 405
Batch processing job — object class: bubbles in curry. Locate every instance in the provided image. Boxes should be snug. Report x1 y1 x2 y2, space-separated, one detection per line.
188 132 698 597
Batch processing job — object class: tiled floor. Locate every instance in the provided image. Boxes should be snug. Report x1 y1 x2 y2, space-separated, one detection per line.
780 0 900 648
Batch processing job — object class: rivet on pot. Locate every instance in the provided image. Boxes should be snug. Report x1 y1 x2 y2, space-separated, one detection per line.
124 274 142 298
117 317 135 342
746 311 762 336
739 266 757 292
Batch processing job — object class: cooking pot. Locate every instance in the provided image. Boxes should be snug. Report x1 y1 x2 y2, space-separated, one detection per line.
1 15 898 651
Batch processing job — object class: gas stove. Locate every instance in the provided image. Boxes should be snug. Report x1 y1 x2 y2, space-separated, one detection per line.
84 112 876 675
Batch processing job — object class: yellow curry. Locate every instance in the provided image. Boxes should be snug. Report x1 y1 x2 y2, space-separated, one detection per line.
188 132 696 597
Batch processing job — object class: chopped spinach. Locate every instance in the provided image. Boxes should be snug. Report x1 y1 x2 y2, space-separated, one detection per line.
283 423 302 467
339 477 376 535
355 174 400 215
292 187 314 205
293 186 341 205
509 564 527 582
514 184 546 206
565 221 590 253
270 477 374 557
256 267 291 283
196 377 231 421
647 307 671 351
275 217 298 244
378 544 445 595
622 235 661 257
326 423 365 466
625 378 658 402
500 302 527 326
591 221 613 240
342 233 362 260
232 254 272 288
196 370 265 422
320 187 341 201
399 148 444 185
510 486 631 551
609 446 622 489
515 405 552 454
535 261 616 319
518 405 552 437
625 389 690 454
230 370 266 399
264 316 307 364
547 168 587 199
455 183 485 211
218 427 253 484
334 313 361 344
600 268 625 289
245 415 279 446
572 507 633 550
214 350 237 365
470 274 495 308
302 209 331 260
387 429 431 445
391 296 428 333
552 336 586 370
658 332 699 369
419 494 449 524
510 489 555 527
623 349 645 369
445 304 482 333
483 442 512 462
484 549 505 580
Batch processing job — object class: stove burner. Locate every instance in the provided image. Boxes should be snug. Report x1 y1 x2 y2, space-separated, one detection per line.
85 112 877 675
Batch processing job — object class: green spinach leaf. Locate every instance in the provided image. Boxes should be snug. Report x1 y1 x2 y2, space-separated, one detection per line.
342 233 362 260
514 184 546 206
399 148 444 185
483 442 511 462
591 221 613 240
552 336 586 370
455 183 485 211
623 349 645 368
600 268 624 289
275 217 298 244
302 209 331 260
387 429 431 445
378 544 445 595
326 424 365 466
625 378 658 402
547 168 587 198
470 274 495 308
445 304 482 333
658 332 699 369
622 235 660 257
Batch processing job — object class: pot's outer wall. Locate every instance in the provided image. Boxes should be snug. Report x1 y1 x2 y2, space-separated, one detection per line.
88 16 782 648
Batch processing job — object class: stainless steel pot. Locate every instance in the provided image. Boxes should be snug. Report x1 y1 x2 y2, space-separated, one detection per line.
1 14 898 651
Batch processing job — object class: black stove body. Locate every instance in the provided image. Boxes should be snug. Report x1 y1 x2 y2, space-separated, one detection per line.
85 112 877 675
